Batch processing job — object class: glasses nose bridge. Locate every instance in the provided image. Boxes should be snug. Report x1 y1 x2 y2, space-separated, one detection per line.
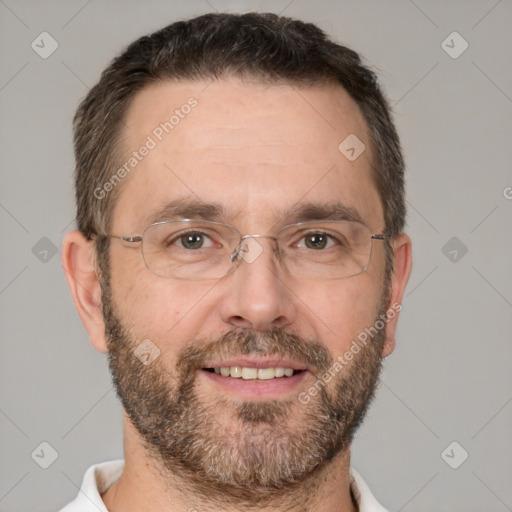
240 233 278 242
240 233 280 252
230 233 279 264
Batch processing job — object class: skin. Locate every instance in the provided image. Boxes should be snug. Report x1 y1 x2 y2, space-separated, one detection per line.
62 77 412 512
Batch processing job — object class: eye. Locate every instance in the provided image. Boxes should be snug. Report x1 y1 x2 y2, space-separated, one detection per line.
170 231 214 250
297 232 338 250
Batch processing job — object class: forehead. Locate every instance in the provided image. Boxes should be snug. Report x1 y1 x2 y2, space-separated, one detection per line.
112 77 383 232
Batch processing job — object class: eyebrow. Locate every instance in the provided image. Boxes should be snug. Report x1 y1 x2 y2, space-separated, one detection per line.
142 198 228 226
284 202 364 224
142 198 365 230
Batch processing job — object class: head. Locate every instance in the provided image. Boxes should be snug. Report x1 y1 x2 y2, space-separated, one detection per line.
63 12 411 506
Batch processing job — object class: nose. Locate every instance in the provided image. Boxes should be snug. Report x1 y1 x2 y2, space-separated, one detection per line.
218 236 298 332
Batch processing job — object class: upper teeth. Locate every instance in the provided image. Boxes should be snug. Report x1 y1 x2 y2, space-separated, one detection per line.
214 367 295 379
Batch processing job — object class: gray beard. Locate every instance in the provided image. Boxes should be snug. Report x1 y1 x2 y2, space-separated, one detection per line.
102 284 386 507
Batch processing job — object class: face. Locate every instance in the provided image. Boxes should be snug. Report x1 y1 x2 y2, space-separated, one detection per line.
102 78 391 501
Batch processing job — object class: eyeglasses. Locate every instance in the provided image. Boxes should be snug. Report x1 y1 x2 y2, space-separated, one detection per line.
102 219 389 280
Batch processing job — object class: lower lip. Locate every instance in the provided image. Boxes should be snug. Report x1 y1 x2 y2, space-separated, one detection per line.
199 369 310 400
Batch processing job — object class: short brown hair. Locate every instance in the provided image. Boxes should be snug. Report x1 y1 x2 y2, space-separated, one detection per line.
73 12 405 246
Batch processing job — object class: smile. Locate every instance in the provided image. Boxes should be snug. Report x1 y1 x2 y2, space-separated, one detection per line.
204 366 301 380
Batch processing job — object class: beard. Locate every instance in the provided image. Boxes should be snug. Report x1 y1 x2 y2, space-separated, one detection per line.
101 273 389 505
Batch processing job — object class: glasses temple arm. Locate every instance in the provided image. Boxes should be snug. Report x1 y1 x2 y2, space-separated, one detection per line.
104 234 143 243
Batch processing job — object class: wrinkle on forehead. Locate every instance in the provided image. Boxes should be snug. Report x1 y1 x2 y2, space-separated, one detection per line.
122 77 370 156
111 77 383 234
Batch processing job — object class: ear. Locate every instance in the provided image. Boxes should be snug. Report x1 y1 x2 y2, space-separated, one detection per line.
62 230 108 354
381 233 412 358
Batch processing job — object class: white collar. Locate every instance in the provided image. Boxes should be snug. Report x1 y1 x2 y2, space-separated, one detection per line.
59 459 389 512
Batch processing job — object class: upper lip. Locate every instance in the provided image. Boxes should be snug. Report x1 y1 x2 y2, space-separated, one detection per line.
203 358 308 371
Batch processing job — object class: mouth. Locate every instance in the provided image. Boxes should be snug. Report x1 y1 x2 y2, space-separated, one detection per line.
201 357 308 380
203 366 304 380
199 359 310 399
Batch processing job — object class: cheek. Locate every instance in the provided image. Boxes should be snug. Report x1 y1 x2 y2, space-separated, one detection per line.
291 276 382 353
110 260 216 340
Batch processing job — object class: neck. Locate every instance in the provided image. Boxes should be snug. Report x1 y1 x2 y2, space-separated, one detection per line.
102 418 358 512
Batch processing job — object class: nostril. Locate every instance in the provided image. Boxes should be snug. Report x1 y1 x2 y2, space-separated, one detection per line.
272 315 286 328
229 315 250 328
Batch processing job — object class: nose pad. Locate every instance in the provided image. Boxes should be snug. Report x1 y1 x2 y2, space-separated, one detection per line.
231 236 268 265
239 237 265 264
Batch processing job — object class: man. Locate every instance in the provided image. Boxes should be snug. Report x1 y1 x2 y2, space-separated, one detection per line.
60 12 412 512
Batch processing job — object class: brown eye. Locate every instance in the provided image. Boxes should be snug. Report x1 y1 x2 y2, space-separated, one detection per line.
305 233 329 249
180 233 205 249
297 232 338 250
167 231 214 249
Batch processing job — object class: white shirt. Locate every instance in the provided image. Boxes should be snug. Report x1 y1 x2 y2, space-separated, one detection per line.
58 459 389 512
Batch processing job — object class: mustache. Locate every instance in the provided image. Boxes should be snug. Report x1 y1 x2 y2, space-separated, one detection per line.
175 328 334 376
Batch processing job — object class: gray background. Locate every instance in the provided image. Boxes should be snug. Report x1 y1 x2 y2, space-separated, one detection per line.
0 0 511 510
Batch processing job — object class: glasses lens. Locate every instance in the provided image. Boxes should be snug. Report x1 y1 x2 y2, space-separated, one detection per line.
141 221 239 279
279 221 373 279
138 220 375 280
